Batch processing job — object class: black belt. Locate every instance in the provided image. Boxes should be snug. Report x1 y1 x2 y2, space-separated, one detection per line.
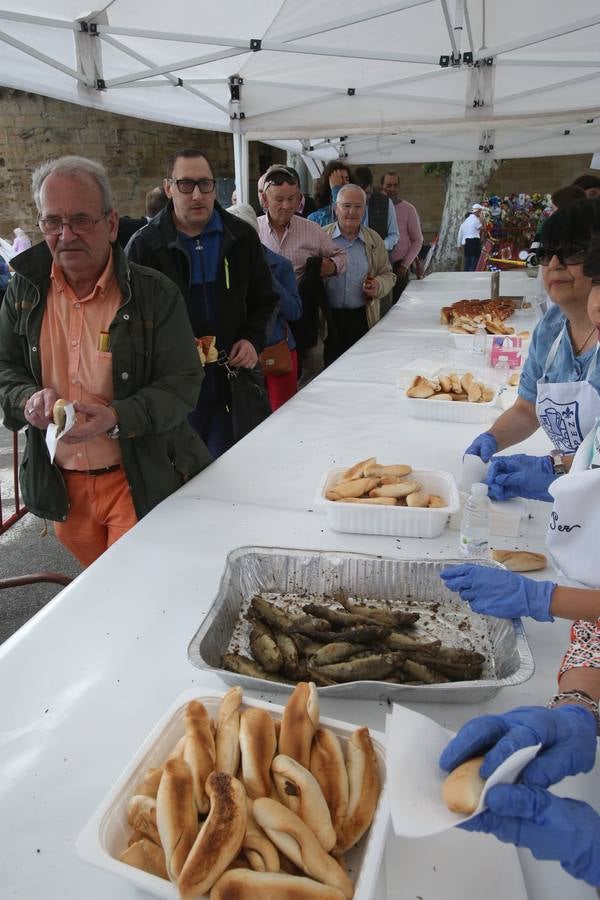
62 464 121 477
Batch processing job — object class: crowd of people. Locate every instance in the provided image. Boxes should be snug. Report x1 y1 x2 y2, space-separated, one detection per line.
1 151 600 888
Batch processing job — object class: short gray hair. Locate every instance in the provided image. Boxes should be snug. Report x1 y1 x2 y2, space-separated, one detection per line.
336 184 366 206
32 156 114 212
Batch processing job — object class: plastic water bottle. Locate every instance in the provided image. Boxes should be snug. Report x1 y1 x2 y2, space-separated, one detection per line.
494 354 510 387
472 323 486 355
459 483 491 557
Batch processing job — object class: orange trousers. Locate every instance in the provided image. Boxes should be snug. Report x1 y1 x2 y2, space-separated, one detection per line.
54 467 138 568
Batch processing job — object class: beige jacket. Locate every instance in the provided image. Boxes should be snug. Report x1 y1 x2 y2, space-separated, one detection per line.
324 223 396 300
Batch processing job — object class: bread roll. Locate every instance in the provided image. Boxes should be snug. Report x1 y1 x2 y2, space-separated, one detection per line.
216 686 243 775
252 798 353 899
243 797 280 873
120 838 168 880
406 376 436 399
183 700 216 814
126 795 160 845
490 549 547 572
278 682 319 770
134 766 163 799
441 755 485 814
509 372 520 387
239 707 277 799
363 463 412 478
339 457 376 482
156 758 198 882
167 735 186 761
460 373 474 392
178 772 247 898
428 495 446 509
369 481 420 499
210 869 347 899
467 382 482 403
430 393 453 401
406 491 430 508
336 728 380 853
439 375 452 393
326 478 378 500
309 728 349 840
52 398 67 429
343 496 396 505
272 754 336 852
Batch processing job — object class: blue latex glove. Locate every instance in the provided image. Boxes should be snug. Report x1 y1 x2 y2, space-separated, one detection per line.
464 431 498 462
460 784 600 887
439 705 597 788
485 453 556 501
440 564 555 621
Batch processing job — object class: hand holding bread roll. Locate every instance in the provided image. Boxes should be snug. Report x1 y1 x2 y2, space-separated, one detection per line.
441 755 486 814
336 728 380 853
178 772 247 898
183 700 216 814
120 838 168 880
272 754 336 852
52 397 68 429
309 728 349 841
216 686 243 775
278 682 319 770
156 758 198 882
252 798 354 899
210 869 348 899
239 707 277 799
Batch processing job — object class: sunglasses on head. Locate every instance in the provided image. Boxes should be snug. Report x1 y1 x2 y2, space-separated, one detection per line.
263 170 298 189
536 245 587 266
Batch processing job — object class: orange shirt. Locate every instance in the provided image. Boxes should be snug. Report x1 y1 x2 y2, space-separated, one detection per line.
40 253 123 471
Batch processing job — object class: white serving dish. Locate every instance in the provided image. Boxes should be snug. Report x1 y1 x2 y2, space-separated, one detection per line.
398 370 498 424
316 467 460 538
76 688 389 900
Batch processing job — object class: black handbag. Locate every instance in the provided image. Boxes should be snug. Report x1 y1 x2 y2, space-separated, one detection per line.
229 364 272 441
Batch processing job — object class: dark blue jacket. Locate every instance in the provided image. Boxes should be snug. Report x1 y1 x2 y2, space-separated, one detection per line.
263 247 302 350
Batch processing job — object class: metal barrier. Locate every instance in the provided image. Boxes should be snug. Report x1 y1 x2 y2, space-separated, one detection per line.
0 427 72 591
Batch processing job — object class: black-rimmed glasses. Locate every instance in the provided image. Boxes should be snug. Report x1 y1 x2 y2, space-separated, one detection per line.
38 213 108 235
263 171 298 189
536 245 587 266
169 178 216 194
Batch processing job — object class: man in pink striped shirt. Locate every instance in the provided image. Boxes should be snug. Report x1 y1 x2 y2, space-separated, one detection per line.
381 172 423 302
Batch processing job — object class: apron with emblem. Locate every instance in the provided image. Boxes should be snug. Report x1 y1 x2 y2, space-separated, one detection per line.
535 326 600 453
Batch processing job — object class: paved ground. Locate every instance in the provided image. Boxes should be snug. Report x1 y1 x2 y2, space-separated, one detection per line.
0 425 82 644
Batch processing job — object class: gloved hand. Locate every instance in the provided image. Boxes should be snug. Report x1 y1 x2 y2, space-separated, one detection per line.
439 705 597 788
464 431 498 462
485 453 556 501
460 784 600 887
440 564 555 621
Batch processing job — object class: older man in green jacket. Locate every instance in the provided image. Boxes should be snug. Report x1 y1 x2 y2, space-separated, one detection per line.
0 155 211 567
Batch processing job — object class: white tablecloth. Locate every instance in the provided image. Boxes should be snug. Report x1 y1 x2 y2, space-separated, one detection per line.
1 279 597 900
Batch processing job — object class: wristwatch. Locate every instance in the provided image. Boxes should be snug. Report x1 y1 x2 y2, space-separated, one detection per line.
549 449 566 475
106 423 120 440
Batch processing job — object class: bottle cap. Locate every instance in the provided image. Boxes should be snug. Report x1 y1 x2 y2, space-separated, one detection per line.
471 482 488 497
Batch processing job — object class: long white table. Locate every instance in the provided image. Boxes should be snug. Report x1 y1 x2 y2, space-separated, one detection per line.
1 273 597 900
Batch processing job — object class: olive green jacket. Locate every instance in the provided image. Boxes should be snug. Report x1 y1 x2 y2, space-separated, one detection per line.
0 241 212 522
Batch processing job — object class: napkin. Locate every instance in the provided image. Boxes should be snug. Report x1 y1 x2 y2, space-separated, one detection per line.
385 704 541 838
45 401 76 463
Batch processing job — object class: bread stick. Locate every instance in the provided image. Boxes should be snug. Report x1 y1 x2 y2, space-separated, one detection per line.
183 700 216 814
216 686 243 776
278 682 320 770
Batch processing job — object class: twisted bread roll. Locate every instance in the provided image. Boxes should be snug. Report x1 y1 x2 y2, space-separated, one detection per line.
239 707 277 799
339 457 376 482
216 686 243 775
133 766 163 799
309 728 349 840
119 838 168 880
252 798 354 899
336 728 380 853
243 797 280 873
326 478 378 501
156 758 198 882
278 682 319 770
272 754 336 852
178 772 247 898
126 795 160 845
210 869 347 899
183 700 216 814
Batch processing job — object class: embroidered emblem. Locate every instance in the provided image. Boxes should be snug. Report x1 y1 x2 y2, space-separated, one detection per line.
538 399 583 452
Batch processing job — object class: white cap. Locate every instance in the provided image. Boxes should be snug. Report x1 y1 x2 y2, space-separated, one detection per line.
471 482 488 496
472 203 484 212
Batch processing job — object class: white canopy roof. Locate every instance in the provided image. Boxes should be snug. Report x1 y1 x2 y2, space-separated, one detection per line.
1 1 599 171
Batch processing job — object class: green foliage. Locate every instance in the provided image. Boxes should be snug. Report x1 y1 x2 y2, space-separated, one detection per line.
423 162 452 180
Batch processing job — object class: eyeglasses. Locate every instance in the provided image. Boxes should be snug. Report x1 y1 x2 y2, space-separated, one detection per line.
537 246 587 266
337 203 365 211
263 172 298 189
169 178 216 194
38 213 108 235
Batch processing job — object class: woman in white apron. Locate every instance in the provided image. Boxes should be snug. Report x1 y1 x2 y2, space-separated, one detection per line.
464 199 600 480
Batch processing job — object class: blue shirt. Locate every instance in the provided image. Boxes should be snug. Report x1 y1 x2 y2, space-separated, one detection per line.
309 186 399 251
518 304 600 404
263 246 302 349
178 208 224 285
324 226 369 310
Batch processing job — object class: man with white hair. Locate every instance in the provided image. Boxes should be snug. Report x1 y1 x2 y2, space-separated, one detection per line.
0 155 211 566
323 184 395 365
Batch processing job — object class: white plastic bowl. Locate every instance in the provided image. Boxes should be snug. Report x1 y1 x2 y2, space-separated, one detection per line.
316 467 460 538
398 369 499 424
76 689 389 900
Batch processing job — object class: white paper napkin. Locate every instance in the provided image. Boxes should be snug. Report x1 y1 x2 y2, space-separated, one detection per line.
385 704 541 838
45 401 76 463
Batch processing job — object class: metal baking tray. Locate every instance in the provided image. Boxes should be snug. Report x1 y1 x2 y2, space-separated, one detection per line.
187 547 534 703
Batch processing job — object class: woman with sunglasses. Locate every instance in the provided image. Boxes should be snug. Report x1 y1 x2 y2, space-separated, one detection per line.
464 199 600 503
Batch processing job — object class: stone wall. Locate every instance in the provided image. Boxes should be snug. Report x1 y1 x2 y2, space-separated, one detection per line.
0 88 596 245
0 88 283 239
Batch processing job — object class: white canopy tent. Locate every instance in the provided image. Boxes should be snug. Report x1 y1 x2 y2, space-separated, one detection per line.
1 1 600 199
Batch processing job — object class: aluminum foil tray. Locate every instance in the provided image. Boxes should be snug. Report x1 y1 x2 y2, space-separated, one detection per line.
187 547 534 703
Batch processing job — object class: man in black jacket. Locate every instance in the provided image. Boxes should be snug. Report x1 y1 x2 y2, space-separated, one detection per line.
126 149 278 457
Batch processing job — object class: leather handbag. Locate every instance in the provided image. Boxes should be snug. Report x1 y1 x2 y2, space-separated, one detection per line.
258 328 293 376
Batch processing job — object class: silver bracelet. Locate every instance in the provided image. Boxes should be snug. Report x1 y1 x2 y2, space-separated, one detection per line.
548 690 600 735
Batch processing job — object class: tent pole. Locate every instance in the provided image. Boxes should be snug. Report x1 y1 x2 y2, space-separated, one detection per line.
232 128 249 205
